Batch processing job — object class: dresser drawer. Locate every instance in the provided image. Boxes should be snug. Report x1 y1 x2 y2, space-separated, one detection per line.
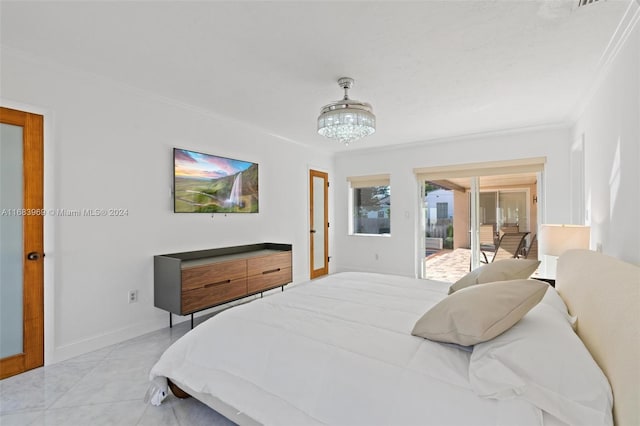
182 278 247 314
248 267 292 294
181 260 246 291
247 252 292 277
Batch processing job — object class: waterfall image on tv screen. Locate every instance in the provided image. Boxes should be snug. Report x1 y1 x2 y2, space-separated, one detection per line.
173 148 259 213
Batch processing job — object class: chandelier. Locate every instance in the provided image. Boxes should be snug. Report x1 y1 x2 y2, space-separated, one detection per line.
317 77 376 146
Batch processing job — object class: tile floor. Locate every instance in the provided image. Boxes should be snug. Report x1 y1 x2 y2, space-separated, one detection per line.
0 316 236 426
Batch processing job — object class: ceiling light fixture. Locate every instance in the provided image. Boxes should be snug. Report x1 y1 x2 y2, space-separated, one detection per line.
317 77 376 146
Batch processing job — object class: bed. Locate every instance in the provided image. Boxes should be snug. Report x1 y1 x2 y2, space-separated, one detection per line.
147 249 639 426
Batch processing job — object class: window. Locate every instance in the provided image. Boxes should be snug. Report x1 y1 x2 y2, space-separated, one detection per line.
348 174 390 235
436 202 448 219
353 186 391 234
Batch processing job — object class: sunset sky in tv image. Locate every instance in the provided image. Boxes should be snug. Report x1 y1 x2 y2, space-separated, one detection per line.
174 149 253 179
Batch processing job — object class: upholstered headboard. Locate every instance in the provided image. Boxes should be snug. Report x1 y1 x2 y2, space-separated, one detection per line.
556 250 640 426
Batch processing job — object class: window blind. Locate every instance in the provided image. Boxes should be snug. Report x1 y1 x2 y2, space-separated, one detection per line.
347 174 390 189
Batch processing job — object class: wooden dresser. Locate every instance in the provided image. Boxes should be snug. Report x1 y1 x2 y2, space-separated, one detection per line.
154 243 292 326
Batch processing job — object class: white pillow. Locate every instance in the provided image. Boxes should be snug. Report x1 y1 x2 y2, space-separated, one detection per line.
412 280 547 346
449 259 540 294
539 284 577 327
469 298 613 426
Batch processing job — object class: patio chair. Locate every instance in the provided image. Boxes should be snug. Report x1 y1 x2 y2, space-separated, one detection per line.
499 225 520 239
523 234 538 260
479 224 497 249
481 232 529 263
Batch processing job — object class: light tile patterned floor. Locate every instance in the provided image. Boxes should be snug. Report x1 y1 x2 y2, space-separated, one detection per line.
0 317 235 426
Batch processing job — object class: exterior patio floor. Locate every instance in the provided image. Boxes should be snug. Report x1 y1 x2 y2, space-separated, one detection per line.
424 248 473 283
424 247 542 284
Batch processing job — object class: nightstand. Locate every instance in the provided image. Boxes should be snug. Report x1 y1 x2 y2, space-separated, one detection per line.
534 277 556 287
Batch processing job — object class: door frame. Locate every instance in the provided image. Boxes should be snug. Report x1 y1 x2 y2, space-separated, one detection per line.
0 107 44 379
309 169 329 279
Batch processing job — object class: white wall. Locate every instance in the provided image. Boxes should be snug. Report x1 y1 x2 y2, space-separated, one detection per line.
1 48 333 363
572 21 639 265
3 14 636 364
333 127 571 277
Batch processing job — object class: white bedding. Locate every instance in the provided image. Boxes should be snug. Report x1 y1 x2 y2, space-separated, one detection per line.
149 272 552 425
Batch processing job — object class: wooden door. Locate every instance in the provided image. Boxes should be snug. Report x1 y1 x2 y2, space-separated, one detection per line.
0 107 44 379
309 170 329 279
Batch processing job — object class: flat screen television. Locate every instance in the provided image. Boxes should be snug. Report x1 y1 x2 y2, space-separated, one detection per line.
173 148 259 213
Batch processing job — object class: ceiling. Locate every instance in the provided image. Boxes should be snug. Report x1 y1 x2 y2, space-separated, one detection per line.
0 1 631 153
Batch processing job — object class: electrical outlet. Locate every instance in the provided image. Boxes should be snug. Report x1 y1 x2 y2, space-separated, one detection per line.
128 289 138 303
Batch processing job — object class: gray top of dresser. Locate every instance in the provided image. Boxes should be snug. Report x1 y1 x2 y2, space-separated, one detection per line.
181 249 286 268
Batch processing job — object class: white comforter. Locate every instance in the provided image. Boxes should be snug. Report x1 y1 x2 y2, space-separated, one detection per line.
149 272 544 425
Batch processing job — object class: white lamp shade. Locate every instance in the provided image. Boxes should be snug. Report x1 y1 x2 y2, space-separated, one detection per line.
539 224 590 256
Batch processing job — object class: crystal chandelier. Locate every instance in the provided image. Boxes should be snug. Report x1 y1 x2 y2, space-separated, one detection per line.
317 77 376 146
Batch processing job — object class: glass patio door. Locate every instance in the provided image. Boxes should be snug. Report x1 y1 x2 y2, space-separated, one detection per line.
497 190 529 234
417 158 544 280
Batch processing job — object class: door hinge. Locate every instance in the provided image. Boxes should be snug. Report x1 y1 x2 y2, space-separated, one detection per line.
328 256 331 263
327 222 330 228
327 181 330 187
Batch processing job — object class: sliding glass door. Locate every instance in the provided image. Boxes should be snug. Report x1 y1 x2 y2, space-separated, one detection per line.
417 159 544 281
497 190 529 233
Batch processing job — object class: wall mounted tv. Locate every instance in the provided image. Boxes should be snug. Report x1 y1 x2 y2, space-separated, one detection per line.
173 148 259 213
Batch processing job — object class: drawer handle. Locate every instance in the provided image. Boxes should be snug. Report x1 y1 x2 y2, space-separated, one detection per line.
204 279 231 288
262 268 281 275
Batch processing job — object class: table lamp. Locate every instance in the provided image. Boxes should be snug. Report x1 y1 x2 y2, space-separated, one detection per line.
539 224 591 278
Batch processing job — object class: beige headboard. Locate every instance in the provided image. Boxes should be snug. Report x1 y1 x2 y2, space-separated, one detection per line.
556 249 640 426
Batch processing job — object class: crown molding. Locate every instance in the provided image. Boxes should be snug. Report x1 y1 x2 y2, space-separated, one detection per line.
335 121 572 158
568 0 640 122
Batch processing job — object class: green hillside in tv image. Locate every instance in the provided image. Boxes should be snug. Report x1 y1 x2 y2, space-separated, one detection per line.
174 149 259 213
